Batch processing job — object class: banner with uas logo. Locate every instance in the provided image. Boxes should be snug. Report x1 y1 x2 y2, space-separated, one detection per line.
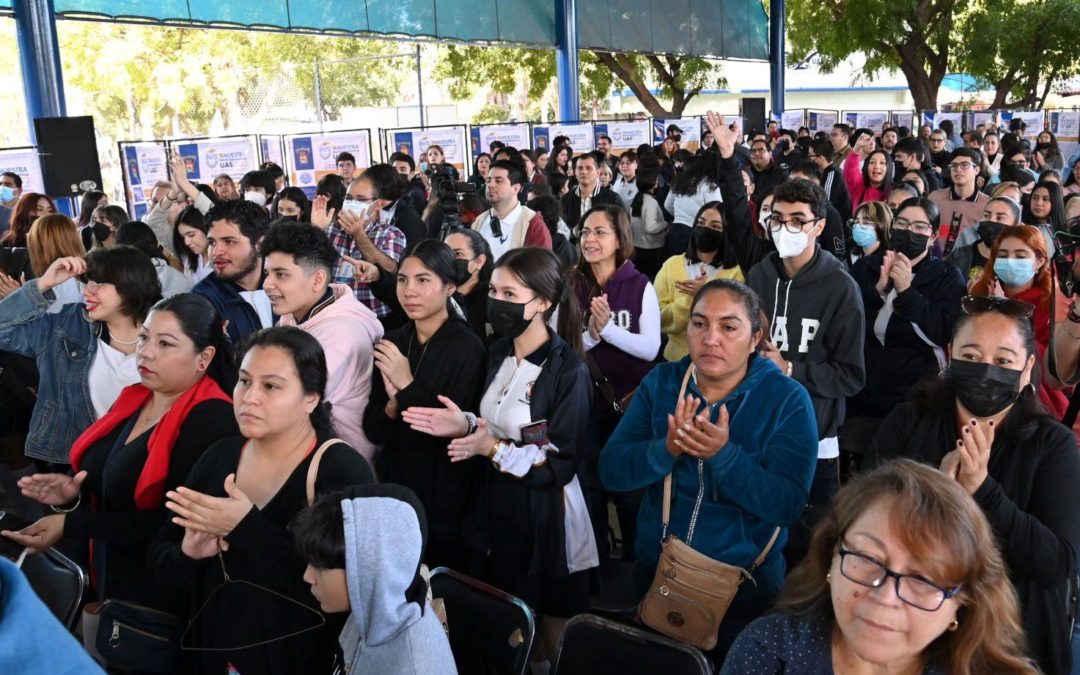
388 126 469 178
0 147 45 195
119 141 168 220
470 124 532 158
286 131 373 199
594 121 650 155
1049 110 1080 158
172 137 259 185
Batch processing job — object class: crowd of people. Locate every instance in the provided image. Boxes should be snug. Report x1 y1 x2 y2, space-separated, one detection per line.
1 108 1079 675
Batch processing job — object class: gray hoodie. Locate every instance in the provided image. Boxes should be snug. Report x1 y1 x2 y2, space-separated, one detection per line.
338 494 458 675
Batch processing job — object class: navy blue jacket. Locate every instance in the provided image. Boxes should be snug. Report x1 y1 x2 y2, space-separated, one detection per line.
192 274 268 344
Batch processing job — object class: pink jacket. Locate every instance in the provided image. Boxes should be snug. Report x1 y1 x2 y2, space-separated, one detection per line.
843 151 888 208
278 284 384 461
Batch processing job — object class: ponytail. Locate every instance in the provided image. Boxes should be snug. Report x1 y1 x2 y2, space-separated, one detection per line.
311 400 337 438
554 277 583 356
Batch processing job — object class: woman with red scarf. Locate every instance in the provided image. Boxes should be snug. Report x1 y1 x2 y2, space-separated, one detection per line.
969 225 1071 417
1 293 237 618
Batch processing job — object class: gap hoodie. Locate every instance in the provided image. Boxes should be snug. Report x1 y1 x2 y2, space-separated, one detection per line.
336 484 457 675
278 284 384 461
747 247 866 441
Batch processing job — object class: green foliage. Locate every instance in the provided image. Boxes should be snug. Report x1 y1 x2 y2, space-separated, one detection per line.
473 104 512 124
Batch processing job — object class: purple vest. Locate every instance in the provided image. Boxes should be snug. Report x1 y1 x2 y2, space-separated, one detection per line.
575 261 652 398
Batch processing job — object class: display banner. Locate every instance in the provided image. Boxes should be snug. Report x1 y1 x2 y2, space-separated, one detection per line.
807 111 838 133
891 112 914 131
532 126 550 151
470 124 532 157
968 112 998 129
1003 111 1046 140
0 147 45 195
594 121 651 155
547 122 596 151
923 112 963 132
653 118 701 148
1049 110 1080 158
387 126 469 178
119 141 168 220
286 130 373 199
171 136 259 185
781 110 806 131
852 112 888 134
260 135 284 168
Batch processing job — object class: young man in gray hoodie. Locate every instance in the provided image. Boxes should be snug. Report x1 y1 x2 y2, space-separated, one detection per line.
292 484 458 675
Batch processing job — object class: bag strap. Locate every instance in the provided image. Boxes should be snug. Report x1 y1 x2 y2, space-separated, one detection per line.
585 351 623 414
661 364 696 538
748 527 782 574
306 438 345 506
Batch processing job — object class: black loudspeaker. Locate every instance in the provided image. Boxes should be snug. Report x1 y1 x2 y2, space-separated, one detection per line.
740 97 768 136
33 116 103 197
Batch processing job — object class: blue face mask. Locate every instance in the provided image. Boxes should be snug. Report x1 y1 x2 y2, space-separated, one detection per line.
0 186 15 202
852 224 878 249
993 258 1037 287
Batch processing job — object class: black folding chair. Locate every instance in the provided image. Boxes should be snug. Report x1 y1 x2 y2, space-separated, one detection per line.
429 566 535 675
552 614 710 675
21 547 87 630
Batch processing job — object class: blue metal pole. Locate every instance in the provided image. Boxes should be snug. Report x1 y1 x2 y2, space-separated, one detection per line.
14 0 67 143
769 0 785 117
555 0 580 122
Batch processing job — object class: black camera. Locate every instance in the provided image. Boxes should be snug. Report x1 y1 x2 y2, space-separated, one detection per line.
1052 221 1080 297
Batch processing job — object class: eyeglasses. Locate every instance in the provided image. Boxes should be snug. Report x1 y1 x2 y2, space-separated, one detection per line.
930 138 946 144
960 295 1035 319
947 162 975 172
768 214 822 234
79 279 114 293
750 148 770 155
849 218 876 227
1007 159 1029 168
891 218 934 235
838 543 960 612
579 227 614 240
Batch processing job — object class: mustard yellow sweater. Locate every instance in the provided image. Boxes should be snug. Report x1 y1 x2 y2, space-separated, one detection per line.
656 254 745 362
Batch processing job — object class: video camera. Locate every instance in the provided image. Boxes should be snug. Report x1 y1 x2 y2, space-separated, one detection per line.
425 163 476 239
1052 217 1080 297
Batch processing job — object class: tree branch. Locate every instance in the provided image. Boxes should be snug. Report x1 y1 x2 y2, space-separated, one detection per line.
592 51 672 117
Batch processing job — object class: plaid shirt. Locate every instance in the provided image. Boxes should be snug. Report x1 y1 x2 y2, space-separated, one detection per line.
325 219 405 318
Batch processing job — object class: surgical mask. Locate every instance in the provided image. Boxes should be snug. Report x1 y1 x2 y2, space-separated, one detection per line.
946 359 1022 417
486 296 537 338
772 228 810 258
454 258 474 283
889 229 930 259
0 186 15 202
758 208 771 230
692 227 723 253
851 224 878 249
243 191 267 207
92 222 112 244
993 258 1037 287
419 161 429 172
976 220 1005 248
341 199 371 217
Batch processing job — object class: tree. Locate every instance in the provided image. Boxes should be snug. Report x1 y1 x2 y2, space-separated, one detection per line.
433 45 725 120
956 0 1080 109
786 0 959 111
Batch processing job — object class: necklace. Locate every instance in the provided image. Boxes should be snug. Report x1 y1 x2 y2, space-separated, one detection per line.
407 330 431 375
109 334 138 346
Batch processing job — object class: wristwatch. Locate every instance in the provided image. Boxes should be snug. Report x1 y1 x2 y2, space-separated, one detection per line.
463 411 478 436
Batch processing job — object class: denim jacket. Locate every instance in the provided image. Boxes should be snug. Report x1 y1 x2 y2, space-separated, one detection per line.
0 281 97 463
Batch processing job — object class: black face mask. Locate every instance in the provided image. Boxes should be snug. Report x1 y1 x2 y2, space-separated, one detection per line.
947 359 1022 417
889 228 930 259
486 297 536 338
693 227 724 254
92 222 112 244
894 160 906 178
976 220 1005 248
453 258 474 284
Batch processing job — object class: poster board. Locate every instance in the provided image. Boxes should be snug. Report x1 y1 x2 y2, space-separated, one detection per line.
1049 110 1080 159
259 135 285 168
967 112 998 130
593 120 651 156
844 111 888 134
807 111 838 133
1002 111 1046 140
0 146 45 196
652 118 701 152
385 125 469 178
469 124 532 158
169 135 260 185
781 110 806 131
118 140 168 221
284 130 373 199
891 111 915 131
922 112 963 132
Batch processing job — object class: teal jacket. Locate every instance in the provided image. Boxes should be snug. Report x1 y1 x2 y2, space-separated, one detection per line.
599 355 818 598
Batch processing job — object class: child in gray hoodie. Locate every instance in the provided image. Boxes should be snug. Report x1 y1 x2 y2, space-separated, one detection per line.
292 484 458 675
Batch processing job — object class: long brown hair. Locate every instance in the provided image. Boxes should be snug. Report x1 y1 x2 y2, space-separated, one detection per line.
779 459 1037 674
2 192 56 247
27 214 85 276
969 224 1052 305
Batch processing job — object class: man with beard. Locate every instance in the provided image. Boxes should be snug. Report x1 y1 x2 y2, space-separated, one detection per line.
471 159 551 261
192 199 274 343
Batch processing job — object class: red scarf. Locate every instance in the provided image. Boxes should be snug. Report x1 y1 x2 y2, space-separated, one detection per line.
70 376 232 510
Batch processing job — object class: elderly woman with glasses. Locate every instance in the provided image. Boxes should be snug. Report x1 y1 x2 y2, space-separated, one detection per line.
849 198 966 419
722 459 1040 674
868 295 1080 674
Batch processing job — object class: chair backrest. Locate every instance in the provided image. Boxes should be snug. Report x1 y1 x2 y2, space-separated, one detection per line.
21 547 86 630
429 566 535 675
552 614 711 675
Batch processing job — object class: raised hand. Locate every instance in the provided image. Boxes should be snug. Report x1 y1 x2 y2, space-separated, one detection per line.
704 111 741 159
37 256 87 294
311 194 336 229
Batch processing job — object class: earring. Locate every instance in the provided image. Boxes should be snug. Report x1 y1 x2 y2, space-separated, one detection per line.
948 619 959 632
826 572 831 583
1022 382 1036 397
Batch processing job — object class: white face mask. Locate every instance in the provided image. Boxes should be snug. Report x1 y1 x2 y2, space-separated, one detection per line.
341 199 371 217
243 191 267 207
773 228 810 259
758 208 772 230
